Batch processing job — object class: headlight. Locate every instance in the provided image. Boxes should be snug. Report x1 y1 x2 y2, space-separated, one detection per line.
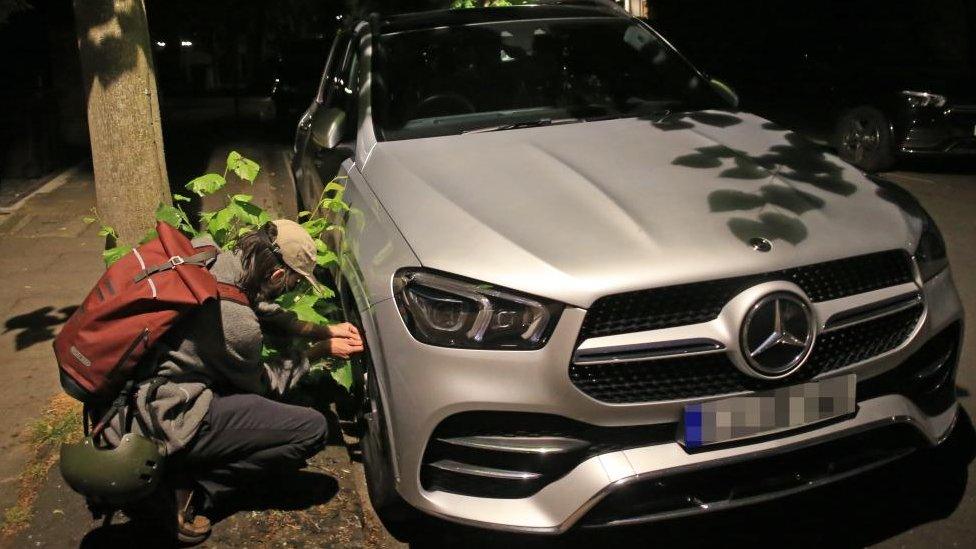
915 213 948 282
393 270 563 350
901 90 948 109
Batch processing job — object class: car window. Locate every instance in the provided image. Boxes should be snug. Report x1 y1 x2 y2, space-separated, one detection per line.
317 31 353 106
373 17 722 140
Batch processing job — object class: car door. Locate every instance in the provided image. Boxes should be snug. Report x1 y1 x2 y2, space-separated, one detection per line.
292 29 355 211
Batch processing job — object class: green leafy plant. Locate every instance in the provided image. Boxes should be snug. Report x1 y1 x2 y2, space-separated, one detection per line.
87 151 352 393
451 0 513 8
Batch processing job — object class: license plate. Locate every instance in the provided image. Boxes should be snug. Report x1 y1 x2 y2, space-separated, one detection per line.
680 374 856 449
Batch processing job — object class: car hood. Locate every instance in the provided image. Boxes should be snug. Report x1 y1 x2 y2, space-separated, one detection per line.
361 111 920 308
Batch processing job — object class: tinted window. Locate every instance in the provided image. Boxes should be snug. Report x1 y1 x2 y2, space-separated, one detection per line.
373 17 722 140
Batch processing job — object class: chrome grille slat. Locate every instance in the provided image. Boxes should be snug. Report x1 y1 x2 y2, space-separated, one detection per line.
428 459 542 480
822 292 922 333
437 435 589 454
573 339 724 365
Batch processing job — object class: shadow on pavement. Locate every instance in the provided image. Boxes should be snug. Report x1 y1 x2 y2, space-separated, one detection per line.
78 470 339 548
408 410 975 548
3 305 77 350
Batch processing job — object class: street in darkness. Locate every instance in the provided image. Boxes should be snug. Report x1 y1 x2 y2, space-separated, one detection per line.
1 1 975 548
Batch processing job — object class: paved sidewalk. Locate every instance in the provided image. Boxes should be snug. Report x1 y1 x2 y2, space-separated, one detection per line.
0 165 103 514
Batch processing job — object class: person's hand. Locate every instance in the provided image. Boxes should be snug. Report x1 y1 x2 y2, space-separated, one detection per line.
309 337 363 360
326 322 361 342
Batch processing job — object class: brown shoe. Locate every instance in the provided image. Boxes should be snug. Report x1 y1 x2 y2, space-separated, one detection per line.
175 489 211 545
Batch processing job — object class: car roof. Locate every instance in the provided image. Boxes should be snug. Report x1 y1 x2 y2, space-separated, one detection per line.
375 1 627 34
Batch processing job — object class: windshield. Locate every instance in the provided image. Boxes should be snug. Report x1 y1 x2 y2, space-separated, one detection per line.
373 17 725 140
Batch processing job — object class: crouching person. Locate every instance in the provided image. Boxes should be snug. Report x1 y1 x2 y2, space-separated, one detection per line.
102 220 363 544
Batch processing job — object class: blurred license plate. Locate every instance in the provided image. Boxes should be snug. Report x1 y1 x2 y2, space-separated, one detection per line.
680 374 856 449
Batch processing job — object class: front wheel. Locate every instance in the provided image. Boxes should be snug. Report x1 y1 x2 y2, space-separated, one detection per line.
833 106 896 172
359 365 421 541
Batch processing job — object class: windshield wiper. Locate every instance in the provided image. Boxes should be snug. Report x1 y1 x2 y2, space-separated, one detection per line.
461 117 579 134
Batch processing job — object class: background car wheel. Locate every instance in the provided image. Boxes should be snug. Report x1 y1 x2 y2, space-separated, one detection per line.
834 106 895 172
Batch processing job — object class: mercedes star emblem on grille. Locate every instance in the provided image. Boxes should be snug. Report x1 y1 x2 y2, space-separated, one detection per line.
740 292 816 378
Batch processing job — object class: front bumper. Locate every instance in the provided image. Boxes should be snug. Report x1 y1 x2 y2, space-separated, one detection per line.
899 104 976 155
366 267 963 533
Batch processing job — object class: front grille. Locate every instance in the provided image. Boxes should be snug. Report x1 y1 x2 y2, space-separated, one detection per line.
570 304 923 404
580 250 913 339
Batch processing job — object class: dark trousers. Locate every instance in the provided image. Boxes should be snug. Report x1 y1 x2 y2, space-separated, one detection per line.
174 393 328 509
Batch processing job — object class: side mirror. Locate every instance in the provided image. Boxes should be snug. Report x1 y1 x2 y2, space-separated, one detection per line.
709 78 740 109
310 107 347 149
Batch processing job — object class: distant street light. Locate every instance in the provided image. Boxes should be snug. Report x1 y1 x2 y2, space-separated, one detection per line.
155 41 166 48
180 40 193 47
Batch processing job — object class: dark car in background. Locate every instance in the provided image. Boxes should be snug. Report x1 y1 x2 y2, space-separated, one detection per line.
652 0 976 171
829 76 976 172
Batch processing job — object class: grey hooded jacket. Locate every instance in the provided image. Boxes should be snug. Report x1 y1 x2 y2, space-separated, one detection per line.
104 237 310 455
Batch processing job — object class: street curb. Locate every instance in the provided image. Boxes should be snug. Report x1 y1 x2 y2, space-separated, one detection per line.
0 163 86 216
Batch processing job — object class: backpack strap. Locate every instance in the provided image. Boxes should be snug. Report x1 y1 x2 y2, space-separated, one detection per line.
217 282 250 307
133 247 218 283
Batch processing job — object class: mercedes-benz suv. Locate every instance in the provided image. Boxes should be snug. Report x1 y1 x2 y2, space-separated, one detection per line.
291 1 964 536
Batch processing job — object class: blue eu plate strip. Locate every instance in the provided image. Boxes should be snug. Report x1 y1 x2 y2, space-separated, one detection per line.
684 403 703 448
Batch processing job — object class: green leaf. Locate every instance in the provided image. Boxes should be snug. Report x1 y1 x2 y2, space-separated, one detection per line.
205 207 237 247
315 240 338 267
176 207 199 237
139 229 158 245
330 361 354 391
313 284 336 302
186 173 226 197
173 193 191 203
297 210 312 220
301 217 330 238
231 194 253 203
103 246 132 267
226 151 243 172
324 198 350 213
289 294 330 325
231 200 270 227
82 216 97 224
155 203 183 228
97 225 118 239
316 251 338 268
227 151 260 183
324 180 345 195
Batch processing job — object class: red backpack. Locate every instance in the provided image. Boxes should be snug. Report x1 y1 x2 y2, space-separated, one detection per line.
54 222 249 402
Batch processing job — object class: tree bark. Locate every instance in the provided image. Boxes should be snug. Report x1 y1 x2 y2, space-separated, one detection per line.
73 0 170 245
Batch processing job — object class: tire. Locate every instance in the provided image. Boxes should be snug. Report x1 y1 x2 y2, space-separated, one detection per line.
348 306 420 541
833 106 896 172
360 366 421 541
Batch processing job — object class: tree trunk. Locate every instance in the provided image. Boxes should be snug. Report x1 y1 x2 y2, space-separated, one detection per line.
73 0 170 245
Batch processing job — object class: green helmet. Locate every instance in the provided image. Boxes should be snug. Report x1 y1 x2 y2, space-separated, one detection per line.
60 433 164 505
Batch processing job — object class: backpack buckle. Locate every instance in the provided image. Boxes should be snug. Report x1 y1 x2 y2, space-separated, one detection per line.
168 256 185 267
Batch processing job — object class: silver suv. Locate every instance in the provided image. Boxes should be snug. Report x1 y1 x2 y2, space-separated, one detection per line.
291 1 963 537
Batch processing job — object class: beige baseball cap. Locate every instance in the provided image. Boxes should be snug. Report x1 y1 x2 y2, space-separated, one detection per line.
271 219 322 291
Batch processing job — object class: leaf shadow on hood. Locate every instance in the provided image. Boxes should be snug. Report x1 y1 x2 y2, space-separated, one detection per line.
662 110 863 248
